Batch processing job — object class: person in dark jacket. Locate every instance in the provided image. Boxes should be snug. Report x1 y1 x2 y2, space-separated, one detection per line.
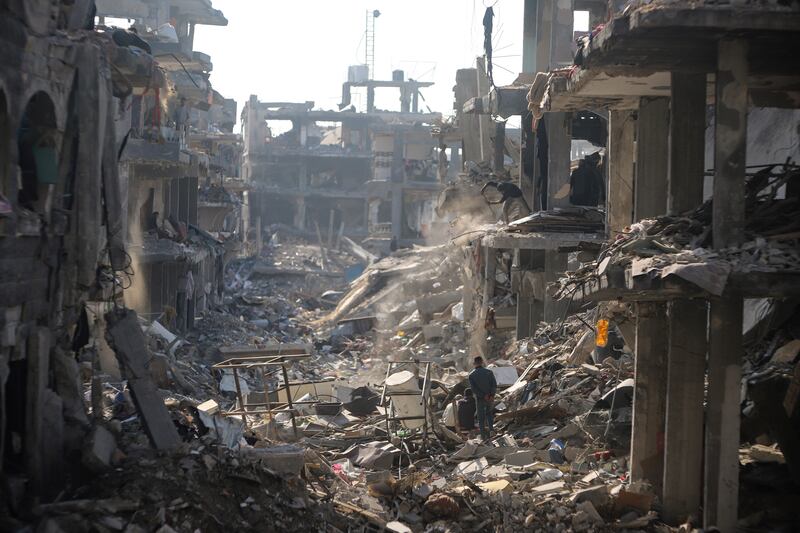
457 388 477 431
569 151 604 206
468 356 497 440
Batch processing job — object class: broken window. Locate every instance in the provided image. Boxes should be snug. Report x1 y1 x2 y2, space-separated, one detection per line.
16 91 58 214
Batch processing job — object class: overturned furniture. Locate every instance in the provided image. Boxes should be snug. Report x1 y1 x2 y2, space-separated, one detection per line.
213 345 322 438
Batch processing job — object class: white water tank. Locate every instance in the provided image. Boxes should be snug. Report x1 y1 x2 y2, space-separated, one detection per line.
348 65 369 83
385 370 424 429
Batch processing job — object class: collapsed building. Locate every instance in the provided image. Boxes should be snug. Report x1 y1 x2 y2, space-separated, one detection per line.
96 0 246 330
0 0 137 501
241 76 444 250
450 0 800 530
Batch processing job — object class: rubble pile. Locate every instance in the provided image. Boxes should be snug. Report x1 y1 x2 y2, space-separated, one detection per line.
34 446 329 533
36 218 788 532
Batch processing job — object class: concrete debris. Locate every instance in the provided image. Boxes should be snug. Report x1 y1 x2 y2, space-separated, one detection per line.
105 309 181 450
81 425 117 473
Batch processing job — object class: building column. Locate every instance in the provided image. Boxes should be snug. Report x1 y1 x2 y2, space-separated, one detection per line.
662 71 708 525
522 0 539 74
391 184 403 241
663 299 707 524
705 39 748 532
367 86 375 113
493 121 506 172
479 246 497 356
514 249 541 339
293 197 306 230
667 73 706 216
629 97 670 499
607 109 636 236
476 56 494 163
546 112 572 209
543 250 567 322
635 97 669 220
629 302 668 493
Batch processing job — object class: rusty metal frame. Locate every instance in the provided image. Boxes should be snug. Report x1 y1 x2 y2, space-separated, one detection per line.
212 353 314 438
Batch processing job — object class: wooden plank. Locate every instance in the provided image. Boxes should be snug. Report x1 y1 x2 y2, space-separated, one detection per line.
105 309 180 450
667 73 706 215
629 302 668 495
662 299 707 524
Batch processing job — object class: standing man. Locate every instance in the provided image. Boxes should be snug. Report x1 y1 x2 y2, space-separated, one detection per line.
468 356 497 441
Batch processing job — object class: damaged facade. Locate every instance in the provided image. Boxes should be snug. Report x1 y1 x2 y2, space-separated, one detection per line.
242 76 444 251
96 0 245 331
0 0 132 502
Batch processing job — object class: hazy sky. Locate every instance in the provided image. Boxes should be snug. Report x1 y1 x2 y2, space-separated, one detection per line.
193 1 528 126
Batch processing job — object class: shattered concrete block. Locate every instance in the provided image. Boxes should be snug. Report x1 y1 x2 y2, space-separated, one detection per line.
571 484 610 508
576 500 604 524
489 366 518 386
148 353 170 389
614 489 654 514
773 340 800 364
564 446 586 462
531 480 566 494
477 479 513 493
52 348 89 426
82 425 116 473
569 329 596 365
504 450 537 467
105 309 181 450
416 290 461 317
572 510 590 532
422 323 445 341
452 457 488 477
748 444 785 464
241 444 305 475
386 522 412 533
197 399 220 416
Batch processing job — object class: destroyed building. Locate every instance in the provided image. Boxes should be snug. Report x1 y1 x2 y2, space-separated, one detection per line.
1 1 799 532
242 76 444 250
0 0 143 500
96 0 245 330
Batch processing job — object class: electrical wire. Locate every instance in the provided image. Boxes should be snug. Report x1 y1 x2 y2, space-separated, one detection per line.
154 53 201 88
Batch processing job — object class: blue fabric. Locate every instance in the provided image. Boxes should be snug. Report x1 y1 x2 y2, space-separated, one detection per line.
32 145 58 185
